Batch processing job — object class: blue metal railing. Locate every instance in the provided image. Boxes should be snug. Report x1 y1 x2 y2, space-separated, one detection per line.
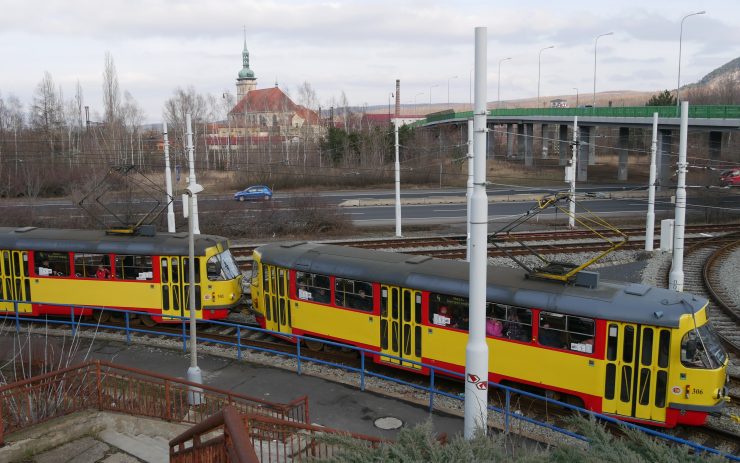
0 299 736 461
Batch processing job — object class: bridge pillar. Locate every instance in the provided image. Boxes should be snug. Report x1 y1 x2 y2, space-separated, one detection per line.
709 131 722 166
577 126 590 181
541 123 549 158
517 124 525 159
558 124 569 166
657 129 673 191
524 123 534 167
617 127 629 181
506 124 514 158
587 126 597 165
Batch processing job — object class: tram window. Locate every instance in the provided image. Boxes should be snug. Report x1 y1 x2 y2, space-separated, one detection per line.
380 319 388 349
381 288 388 317
638 368 651 405
658 330 670 369
278 269 287 296
334 278 373 312
403 324 411 355
13 253 22 277
207 250 240 281
607 324 618 361
391 321 399 351
161 259 169 283
391 288 399 319
487 303 532 342
3 252 9 277
415 293 422 324
604 363 616 400
620 365 632 402
115 255 153 281
429 293 470 330
680 324 726 369
402 290 411 322
35 252 70 277
655 370 667 408
415 326 422 357
74 253 110 279
171 259 180 284
295 272 331 304
182 257 200 284
538 312 594 353
623 326 635 363
641 328 654 366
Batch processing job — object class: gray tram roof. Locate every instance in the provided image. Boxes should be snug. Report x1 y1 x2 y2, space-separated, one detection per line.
257 242 707 328
0 227 229 256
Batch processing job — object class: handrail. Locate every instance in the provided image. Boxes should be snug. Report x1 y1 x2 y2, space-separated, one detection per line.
169 405 259 463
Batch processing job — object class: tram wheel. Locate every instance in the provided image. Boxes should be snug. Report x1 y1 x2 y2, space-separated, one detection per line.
305 340 324 352
140 315 157 327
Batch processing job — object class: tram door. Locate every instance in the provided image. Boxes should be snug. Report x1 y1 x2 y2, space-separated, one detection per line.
379 285 422 369
0 251 31 314
602 323 670 422
262 265 291 334
161 257 201 320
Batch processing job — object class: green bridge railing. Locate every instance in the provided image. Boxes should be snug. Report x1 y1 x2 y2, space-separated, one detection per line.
421 105 740 125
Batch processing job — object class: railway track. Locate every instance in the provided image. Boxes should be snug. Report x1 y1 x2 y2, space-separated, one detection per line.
231 223 740 270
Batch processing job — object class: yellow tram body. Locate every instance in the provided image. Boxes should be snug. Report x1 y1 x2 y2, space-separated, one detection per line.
250 242 729 428
0 227 243 321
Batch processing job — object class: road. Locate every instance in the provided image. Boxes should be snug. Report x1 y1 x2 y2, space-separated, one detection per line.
1 185 737 229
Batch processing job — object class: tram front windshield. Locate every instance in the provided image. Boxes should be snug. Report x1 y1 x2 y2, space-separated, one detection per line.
680 322 726 369
207 250 241 281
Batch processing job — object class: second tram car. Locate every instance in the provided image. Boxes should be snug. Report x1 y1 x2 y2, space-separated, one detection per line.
250 241 729 428
0 227 243 323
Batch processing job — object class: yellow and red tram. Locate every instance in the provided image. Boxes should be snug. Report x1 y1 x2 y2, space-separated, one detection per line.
250 242 729 428
0 227 243 323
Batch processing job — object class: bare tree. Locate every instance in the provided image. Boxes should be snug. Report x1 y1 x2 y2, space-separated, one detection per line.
121 91 144 166
102 52 121 126
162 86 209 167
29 72 63 162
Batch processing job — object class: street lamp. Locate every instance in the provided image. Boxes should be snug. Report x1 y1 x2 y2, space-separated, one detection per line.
447 75 458 107
388 92 394 123
414 92 424 115
185 181 204 404
429 84 439 108
497 57 511 109
538 46 554 108
573 87 579 107
593 32 614 107
677 11 706 109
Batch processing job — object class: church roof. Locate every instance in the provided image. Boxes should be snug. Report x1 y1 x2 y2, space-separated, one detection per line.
231 87 319 124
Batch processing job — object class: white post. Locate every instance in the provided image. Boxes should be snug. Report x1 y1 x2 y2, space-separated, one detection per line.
394 118 402 237
568 116 578 229
186 114 200 234
645 113 658 251
163 122 176 233
669 102 689 291
465 26 489 440
186 186 203 404
466 119 474 261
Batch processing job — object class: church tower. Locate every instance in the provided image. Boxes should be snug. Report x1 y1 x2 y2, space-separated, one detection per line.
236 29 257 100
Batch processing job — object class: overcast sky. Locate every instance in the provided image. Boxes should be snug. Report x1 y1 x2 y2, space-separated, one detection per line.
2 0 737 123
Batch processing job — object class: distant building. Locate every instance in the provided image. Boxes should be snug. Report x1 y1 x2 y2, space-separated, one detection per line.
550 98 568 108
208 36 323 155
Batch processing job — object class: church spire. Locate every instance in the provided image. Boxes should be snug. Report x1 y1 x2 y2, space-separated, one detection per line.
236 26 257 99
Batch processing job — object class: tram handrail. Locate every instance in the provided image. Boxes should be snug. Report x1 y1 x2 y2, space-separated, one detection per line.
0 299 737 461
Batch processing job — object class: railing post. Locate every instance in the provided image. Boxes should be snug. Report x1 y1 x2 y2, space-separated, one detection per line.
70 305 76 337
182 318 187 353
428 369 435 411
125 312 131 344
165 380 171 421
237 326 242 361
505 389 511 434
96 361 103 411
14 300 19 332
360 354 365 391
296 338 302 376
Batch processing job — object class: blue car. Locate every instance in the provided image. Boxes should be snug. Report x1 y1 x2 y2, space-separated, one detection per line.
234 185 273 201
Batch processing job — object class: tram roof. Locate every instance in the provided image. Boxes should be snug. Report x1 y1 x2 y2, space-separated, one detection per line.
256 242 707 328
0 227 229 256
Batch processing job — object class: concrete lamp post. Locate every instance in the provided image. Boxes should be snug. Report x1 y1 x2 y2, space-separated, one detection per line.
593 32 613 107
676 11 706 110
185 182 204 405
497 57 511 109
537 46 554 107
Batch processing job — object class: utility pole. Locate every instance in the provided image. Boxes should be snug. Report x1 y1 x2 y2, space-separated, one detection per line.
465 26 489 440
186 114 200 234
394 118 402 237
163 122 176 233
669 102 689 291
466 119 473 261
645 113 658 251
568 117 578 229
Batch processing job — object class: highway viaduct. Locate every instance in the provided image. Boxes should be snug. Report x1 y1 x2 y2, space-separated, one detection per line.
418 105 740 186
